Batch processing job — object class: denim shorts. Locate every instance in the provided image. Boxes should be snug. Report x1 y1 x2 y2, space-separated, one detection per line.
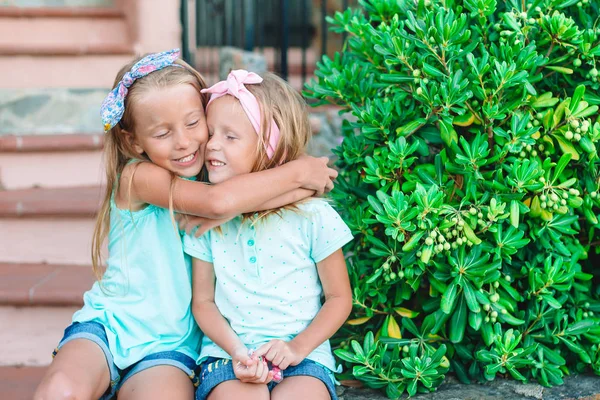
53 321 200 399
196 357 338 400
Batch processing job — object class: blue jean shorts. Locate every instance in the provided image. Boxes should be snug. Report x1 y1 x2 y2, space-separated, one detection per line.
53 321 200 399
196 357 338 400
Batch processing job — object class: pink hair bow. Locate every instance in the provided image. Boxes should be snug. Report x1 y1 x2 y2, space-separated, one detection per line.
201 70 280 159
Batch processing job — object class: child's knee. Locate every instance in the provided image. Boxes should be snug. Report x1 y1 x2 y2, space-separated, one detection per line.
208 380 269 400
34 371 82 400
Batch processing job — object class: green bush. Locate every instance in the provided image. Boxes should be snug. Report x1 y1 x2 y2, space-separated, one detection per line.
305 0 600 397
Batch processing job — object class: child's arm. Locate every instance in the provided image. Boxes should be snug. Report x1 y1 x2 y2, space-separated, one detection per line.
178 188 315 237
191 258 273 383
254 249 352 369
125 156 335 218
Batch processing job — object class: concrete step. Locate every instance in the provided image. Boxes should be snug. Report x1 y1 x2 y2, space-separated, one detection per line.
0 133 104 190
0 186 101 264
0 0 114 7
0 262 93 306
0 54 135 89
0 7 129 53
0 305 77 367
0 366 48 400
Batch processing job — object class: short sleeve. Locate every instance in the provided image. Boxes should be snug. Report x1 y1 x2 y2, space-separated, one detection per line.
183 231 213 262
309 201 353 263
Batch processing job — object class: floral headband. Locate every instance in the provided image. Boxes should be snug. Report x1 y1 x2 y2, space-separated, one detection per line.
100 48 181 132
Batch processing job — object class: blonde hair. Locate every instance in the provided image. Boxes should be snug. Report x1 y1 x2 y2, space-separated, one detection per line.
236 72 313 223
91 55 208 281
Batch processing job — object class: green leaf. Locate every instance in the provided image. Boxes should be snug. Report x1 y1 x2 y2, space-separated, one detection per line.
439 119 458 147
423 62 446 78
545 66 573 75
554 136 580 161
569 85 585 114
450 297 467 343
552 153 572 183
441 279 458 314
462 281 480 313
565 320 595 336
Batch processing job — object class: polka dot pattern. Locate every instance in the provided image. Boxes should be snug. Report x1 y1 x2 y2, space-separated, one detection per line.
182 199 353 373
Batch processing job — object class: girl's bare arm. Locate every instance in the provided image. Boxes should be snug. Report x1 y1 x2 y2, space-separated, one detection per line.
125 157 335 218
287 249 352 358
191 258 246 356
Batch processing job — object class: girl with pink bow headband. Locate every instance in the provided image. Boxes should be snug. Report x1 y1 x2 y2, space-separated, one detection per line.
186 70 353 400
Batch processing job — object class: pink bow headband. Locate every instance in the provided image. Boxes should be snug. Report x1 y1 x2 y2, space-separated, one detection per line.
201 70 280 159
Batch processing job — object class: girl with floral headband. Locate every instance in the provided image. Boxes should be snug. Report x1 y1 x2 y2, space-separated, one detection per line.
34 50 337 400
184 70 353 400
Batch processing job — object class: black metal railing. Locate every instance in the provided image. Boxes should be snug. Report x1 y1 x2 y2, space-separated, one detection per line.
181 0 358 85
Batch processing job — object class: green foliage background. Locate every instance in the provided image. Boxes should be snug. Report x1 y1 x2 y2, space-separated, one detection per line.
305 0 600 397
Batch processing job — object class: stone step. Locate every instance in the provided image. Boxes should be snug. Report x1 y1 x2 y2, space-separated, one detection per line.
0 133 104 190
0 5 120 16
0 305 77 367
2 361 600 399
0 0 114 7
0 54 135 89
0 6 131 55
0 262 92 306
0 186 101 264
0 366 48 400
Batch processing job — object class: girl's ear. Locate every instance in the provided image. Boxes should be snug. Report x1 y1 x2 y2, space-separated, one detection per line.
123 129 144 155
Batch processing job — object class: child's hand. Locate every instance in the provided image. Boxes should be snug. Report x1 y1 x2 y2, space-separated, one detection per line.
297 155 337 196
176 214 232 237
231 346 274 384
253 339 305 370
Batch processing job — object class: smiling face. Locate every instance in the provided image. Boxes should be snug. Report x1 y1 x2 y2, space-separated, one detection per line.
205 95 259 184
128 83 208 177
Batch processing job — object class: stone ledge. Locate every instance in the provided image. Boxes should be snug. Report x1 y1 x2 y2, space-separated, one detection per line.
0 133 103 152
338 375 600 399
0 6 122 18
0 185 102 217
1 367 598 400
0 263 93 306
0 42 132 56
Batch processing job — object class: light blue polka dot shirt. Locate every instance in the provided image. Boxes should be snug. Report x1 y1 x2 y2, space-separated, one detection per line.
183 199 353 372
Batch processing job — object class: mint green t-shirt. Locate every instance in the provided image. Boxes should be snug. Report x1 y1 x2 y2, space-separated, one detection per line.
72 194 202 369
183 199 353 372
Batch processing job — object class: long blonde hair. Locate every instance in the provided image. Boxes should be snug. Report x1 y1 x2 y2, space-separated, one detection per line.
239 72 313 223
91 56 208 281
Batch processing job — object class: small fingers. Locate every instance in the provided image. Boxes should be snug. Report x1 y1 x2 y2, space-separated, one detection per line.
279 359 291 370
272 353 285 367
327 167 338 180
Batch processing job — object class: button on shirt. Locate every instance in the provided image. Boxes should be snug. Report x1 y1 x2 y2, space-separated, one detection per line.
183 199 353 372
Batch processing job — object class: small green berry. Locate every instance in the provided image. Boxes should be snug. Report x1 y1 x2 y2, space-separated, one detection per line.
565 131 574 140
